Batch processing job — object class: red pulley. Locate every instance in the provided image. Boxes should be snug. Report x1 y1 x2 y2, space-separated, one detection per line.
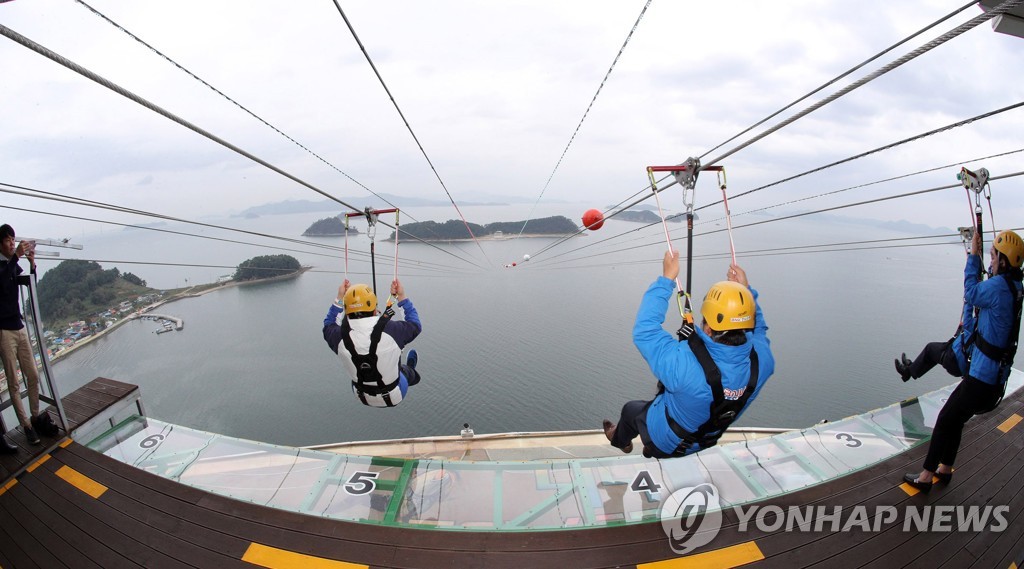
582 209 604 231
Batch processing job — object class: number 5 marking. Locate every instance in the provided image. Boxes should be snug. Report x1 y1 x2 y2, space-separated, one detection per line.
344 471 379 495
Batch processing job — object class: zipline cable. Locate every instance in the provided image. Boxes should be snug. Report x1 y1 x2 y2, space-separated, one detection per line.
0 24 486 272
516 0 653 239
537 233 972 270
700 0 978 160
1 182 472 272
72 0 420 223
697 147 1024 228
526 143 1023 267
700 0 1023 169
330 1 490 264
699 101 1024 212
0 204 473 276
0 24 363 214
531 171 1024 267
38 257 460 279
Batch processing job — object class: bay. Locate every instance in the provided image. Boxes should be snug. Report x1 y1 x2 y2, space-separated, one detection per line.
48 203 975 447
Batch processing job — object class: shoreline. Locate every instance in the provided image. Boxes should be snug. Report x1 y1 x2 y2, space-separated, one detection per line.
48 266 311 364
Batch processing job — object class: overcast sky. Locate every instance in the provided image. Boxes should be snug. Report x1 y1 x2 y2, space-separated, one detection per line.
2 0 1023 243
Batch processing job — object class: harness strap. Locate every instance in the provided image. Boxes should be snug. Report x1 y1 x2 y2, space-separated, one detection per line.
964 274 1023 365
340 307 399 406
665 335 759 454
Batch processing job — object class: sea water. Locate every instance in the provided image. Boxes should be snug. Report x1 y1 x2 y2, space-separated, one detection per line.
43 204 977 447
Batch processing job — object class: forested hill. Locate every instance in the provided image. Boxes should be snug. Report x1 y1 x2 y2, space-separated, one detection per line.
389 216 576 241
37 260 152 322
302 217 361 236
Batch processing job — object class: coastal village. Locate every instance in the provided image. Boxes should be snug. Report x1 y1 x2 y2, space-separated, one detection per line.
0 291 171 390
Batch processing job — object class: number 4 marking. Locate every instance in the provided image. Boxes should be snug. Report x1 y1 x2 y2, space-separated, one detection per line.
344 471 379 495
631 470 662 493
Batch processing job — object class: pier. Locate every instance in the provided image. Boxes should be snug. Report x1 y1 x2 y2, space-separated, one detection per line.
135 313 183 332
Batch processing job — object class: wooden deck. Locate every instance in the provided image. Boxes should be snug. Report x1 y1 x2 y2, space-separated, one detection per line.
1 378 137 485
0 379 1021 568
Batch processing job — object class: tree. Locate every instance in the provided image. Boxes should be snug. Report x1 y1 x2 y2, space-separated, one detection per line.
233 255 302 281
122 272 147 287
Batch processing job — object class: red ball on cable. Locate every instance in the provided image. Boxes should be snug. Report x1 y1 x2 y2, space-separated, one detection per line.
582 209 604 231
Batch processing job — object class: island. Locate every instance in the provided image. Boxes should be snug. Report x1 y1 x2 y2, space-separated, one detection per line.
233 254 305 282
302 217 361 237
388 216 578 241
615 209 683 223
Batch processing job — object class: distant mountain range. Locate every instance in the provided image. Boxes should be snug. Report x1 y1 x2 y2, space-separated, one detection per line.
236 193 563 217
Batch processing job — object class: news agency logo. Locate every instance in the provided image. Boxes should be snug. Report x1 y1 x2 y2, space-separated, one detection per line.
658 482 1010 555
659 483 723 555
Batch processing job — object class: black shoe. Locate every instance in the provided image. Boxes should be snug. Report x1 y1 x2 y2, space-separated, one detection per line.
0 436 17 454
933 471 953 484
24 427 40 445
32 413 59 438
406 349 418 370
895 353 912 382
903 473 932 493
602 419 632 454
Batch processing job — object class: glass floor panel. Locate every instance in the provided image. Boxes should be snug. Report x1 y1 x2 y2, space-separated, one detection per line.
88 369 1024 531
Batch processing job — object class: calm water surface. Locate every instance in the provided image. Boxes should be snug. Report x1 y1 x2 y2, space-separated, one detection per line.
47 205 979 446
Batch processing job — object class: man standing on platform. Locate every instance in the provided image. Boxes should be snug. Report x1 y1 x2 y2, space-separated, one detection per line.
1 224 58 452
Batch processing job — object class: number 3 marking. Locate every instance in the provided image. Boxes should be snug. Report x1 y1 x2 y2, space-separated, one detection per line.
835 433 862 448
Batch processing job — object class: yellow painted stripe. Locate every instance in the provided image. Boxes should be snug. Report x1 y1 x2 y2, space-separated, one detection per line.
1009 562 1017 569
997 413 1022 433
60 438 74 448
0 479 17 496
55 465 107 499
26 454 51 473
900 482 922 496
638 541 765 568
242 543 368 569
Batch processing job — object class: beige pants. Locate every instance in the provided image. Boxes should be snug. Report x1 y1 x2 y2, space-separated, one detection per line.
0 327 40 429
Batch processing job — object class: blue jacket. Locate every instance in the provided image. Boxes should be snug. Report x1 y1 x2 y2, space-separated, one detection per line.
633 276 775 455
951 254 1022 385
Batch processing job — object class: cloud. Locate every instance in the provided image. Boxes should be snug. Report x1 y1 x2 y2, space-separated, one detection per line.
0 0 1021 243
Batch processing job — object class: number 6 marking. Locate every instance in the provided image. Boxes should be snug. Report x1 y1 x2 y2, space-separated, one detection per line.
344 471 379 495
835 433 862 448
139 434 165 449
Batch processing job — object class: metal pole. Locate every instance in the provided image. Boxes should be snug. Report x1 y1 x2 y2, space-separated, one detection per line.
25 274 69 434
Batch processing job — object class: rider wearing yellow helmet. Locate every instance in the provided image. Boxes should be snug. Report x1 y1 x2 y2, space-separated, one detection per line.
897 228 1023 492
604 250 775 458
323 278 423 407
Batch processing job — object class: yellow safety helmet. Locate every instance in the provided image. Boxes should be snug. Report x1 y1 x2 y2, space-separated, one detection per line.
343 284 377 315
701 281 755 331
993 229 1024 269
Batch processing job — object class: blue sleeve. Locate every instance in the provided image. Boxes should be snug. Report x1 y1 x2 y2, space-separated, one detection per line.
632 276 695 391
384 298 422 348
322 304 343 354
964 254 1003 309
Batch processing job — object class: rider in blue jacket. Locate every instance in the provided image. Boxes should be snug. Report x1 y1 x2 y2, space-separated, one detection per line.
605 251 775 457
898 229 1024 492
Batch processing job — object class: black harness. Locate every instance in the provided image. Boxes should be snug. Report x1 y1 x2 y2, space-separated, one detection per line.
963 274 1023 411
664 334 759 455
340 306 399 407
